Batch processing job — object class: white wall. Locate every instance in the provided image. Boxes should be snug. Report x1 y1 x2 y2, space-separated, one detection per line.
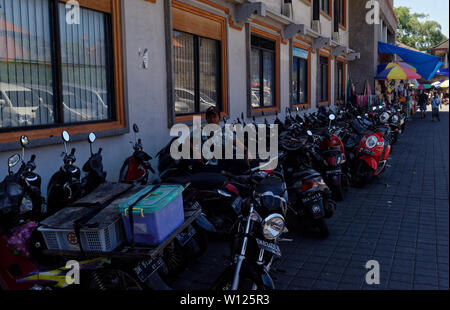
0 0 351 195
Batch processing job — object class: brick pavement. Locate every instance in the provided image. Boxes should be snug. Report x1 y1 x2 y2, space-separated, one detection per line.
170 107 449 290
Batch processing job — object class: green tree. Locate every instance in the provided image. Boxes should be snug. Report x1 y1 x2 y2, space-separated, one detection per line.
394 6 447 52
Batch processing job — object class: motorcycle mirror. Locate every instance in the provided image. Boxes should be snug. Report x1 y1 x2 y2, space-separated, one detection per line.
357 115 361 119
365 113 368 117
20 135 29 148
8 154 20 169
372 107 376 111
62 130 70 142
88 132 96 144
296 107 299 112
133 124 139 133
329 114 336 121
307 130 313 136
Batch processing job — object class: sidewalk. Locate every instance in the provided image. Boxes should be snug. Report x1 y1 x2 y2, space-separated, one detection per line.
171 109 449 290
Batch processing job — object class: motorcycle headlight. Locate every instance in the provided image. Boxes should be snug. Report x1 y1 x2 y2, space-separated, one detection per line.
392 115 399 123
365 135 378 149
262 214 285 240
380 112 390 123
20 195 33 214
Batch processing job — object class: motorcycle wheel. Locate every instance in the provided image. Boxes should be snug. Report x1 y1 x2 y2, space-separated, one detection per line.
162 240 189 277
316 218 329 239
88 269 143 290
211 268 269 290
353 161 373 188
190 223 209 258
330 178 344 201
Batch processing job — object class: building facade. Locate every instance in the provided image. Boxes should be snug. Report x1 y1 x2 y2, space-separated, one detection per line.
0 0 395 193
348 0 397 93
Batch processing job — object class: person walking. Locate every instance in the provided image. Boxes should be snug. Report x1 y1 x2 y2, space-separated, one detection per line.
431 92 442 122
418 90 428 119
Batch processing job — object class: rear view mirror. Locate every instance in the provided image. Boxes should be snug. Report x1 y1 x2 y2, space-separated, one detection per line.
62 130 70 142
88 132 96 144
8 154 20 168
307 130 313 136
357 116 361 119
20 135 29 148
329 114 336 121
133 124 139 133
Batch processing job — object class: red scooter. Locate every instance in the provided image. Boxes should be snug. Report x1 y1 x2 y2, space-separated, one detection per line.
318 114 347 201
353 117 391 187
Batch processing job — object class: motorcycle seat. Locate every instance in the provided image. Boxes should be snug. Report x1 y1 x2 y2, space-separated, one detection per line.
256 176 284 196
292 169 322 181
165 172 227 189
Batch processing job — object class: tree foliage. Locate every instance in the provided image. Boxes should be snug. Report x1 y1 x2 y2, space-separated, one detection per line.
394 6 447 52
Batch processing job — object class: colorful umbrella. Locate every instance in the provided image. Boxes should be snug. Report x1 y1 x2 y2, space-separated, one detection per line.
375 62 422 80
439 80 449 88
412 84 432 90
431 81 443 87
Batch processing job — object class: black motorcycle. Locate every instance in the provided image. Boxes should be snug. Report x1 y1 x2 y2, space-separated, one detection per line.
81 133 106 196
0 136 45 232
281 131 336 238
47 131 106 216
213 170 289 290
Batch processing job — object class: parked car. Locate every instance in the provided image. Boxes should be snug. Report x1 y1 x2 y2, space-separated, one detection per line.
174 88 216 114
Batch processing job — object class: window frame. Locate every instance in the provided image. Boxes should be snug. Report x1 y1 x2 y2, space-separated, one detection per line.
320 0 332 18
291 41 311 108
336 0 346 29
335 58 346 102
0 0 125 144
172 30 222 117
170 0 228 123
248 27 280 114
318 51 331 106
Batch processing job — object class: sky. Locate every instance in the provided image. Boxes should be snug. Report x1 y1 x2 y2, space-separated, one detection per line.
395 0 449 37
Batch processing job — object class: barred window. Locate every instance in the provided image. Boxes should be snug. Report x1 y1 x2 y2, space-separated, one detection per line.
0 0 115 131
173 30 221 116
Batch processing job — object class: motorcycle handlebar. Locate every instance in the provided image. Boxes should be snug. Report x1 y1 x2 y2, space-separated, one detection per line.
70 148 76 156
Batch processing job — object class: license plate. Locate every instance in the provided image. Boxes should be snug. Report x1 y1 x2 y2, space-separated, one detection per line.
256 238 281 257
134 256 164 283
176 226 196 246
302 193 322 204
326 169 341 175
310 202 325 219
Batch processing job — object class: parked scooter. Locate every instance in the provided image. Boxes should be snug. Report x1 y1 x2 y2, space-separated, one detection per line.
47 131 82 216
352 116 392 187
81 133 107 196
0 136 45 232
119 124 155 185
316 114 347 201
47 131 106 216
0 136 47 290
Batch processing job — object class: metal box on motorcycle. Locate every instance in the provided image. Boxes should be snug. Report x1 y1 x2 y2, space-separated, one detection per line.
118 185 184 245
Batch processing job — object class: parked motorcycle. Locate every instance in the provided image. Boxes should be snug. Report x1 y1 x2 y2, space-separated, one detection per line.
212 170 288 290
47 131 106 216
351 116 392 187
119 124 155 185
81 133 106 196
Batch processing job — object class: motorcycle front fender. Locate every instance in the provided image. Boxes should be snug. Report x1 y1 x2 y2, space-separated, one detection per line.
195 213 216 232
359 155 377 172
260 268 275 290
221 263 275 290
